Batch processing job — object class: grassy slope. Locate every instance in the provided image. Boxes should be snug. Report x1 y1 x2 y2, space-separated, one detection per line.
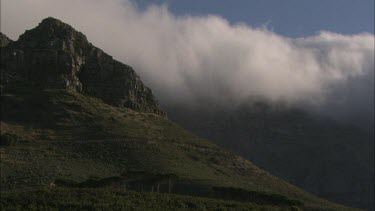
1 188 301 211
0 88 357 211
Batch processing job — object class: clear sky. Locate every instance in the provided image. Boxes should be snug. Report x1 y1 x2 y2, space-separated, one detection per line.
135 0 374 37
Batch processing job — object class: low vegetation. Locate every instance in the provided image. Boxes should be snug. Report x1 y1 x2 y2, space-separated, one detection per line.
0 88 358 211
0 188 304 211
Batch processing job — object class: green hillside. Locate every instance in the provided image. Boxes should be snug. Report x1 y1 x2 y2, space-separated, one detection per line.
0 88 357 211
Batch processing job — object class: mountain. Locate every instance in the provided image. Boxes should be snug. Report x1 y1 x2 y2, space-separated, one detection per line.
1 17 164 116
0 18 358 210
166 102 374 210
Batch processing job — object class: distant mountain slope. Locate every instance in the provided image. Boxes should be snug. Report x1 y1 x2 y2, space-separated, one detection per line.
166 103 374 210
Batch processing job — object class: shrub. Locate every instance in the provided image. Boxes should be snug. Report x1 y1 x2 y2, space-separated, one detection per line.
0 133 19 146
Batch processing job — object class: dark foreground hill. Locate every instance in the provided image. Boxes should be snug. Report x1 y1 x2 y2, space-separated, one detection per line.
166 103 374 210
0 18 358 210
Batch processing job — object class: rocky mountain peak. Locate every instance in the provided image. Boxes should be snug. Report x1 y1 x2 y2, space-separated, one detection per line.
16 17 90 54
1 17 165 116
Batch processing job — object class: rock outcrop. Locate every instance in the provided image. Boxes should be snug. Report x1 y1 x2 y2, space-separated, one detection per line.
0 32 12 47
0 17 165 116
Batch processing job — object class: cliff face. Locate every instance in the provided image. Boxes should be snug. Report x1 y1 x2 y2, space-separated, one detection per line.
1 17 165 116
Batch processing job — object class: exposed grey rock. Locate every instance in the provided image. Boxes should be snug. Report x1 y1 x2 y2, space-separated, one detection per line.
1 17 165 116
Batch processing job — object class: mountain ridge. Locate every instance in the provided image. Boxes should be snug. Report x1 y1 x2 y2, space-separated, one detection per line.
1 17 165 116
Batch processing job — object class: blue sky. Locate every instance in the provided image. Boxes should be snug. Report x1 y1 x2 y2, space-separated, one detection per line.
135 0 374 37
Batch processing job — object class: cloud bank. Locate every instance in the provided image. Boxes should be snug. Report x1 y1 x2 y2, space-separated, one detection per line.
1 0 374 124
